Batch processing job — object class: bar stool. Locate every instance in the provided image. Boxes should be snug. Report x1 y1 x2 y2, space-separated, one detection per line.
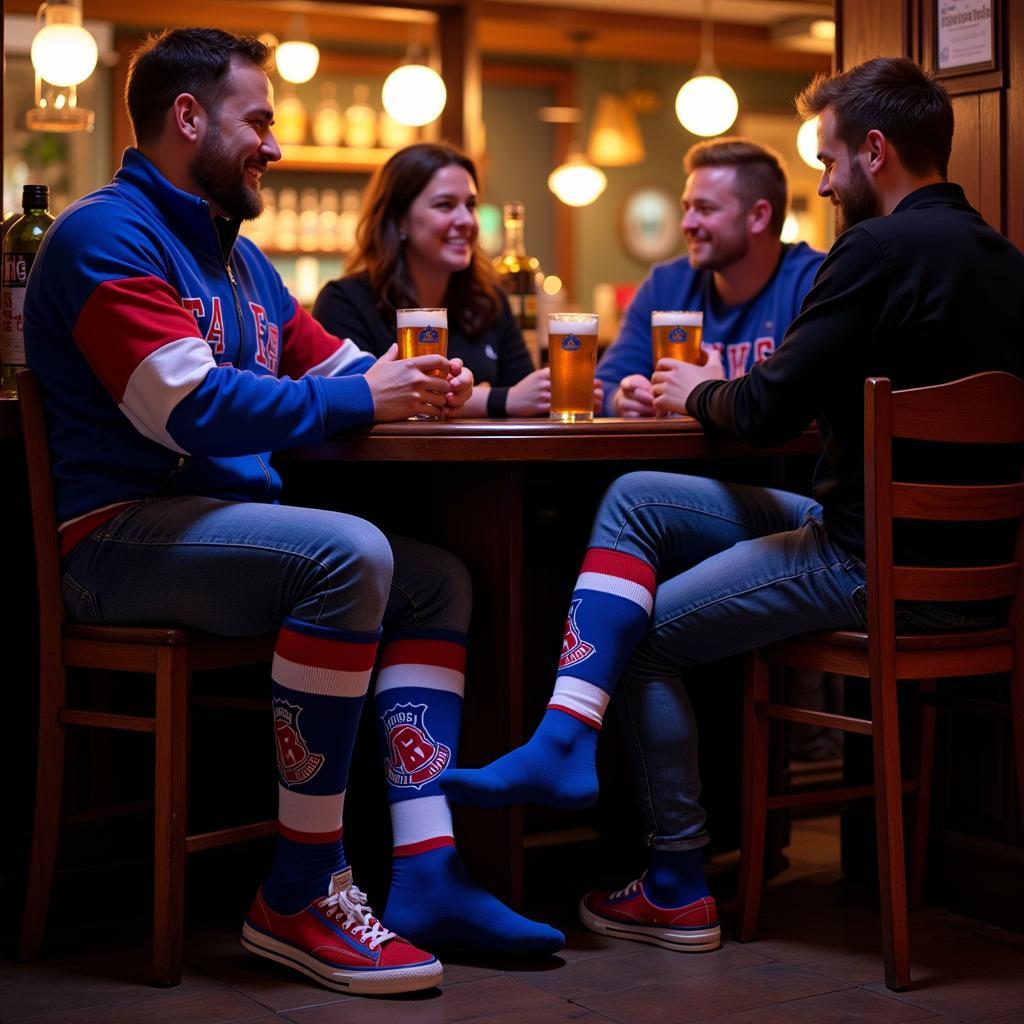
736 372 1024 991
16 369 277 986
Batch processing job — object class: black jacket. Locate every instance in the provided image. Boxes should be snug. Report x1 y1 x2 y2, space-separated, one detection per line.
688 183 1024 559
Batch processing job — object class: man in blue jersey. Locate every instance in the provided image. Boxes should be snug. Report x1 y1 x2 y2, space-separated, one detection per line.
598 138 823 416
24 27 562 997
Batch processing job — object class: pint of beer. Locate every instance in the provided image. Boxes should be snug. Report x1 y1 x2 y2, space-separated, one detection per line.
651 310 704 366
548 312 598 423
397 307 449 420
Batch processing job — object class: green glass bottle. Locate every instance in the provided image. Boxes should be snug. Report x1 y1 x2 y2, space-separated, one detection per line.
493 201 541 331
2 184 54 397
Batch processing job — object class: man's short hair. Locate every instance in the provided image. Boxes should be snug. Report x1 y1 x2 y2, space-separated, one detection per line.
126 27 271 146
684 137 790 237
796 57 953 178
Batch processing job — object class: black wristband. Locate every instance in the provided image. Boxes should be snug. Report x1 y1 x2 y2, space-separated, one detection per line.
487 386 511 418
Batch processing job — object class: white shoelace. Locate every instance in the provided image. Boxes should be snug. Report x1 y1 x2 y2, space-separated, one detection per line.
610 877 645 900
319 884 395 950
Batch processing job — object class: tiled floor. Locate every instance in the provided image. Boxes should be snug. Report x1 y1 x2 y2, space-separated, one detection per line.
5 817 1024 1024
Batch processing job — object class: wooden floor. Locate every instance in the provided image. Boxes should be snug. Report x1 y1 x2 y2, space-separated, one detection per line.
5 816 1024 1024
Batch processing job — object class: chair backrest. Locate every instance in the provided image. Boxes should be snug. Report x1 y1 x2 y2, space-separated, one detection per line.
863 372 1024 645
17 370 68 661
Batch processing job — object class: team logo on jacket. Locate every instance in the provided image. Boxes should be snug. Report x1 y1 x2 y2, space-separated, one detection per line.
561 333 581 351
668 326 687 343
418 325 440 345
559 599 596 668
381 702 451 788
273 698 325 785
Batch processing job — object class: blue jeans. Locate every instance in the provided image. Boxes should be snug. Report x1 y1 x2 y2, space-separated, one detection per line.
588 472 867 852
62 496 471 638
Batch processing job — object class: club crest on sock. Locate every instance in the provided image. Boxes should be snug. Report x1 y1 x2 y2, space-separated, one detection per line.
273 698 326 785
382 702 452 788
560 599 596 669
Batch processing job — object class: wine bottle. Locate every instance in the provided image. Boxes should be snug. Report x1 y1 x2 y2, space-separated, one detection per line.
493 201 541 331
2 184 54 396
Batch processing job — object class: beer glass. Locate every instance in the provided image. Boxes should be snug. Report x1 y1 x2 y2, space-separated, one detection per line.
651 310 704 366
397 307 449 420
548 312 598 423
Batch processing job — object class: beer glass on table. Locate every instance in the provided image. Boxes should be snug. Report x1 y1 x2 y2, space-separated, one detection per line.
548 312 598 423
651 310 704 365
397 307 448 420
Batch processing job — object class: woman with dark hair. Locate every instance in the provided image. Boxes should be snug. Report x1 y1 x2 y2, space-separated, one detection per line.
313 142 552 417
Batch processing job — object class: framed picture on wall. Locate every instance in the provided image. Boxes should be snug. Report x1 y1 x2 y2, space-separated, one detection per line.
619 185 680 264
925 0 1003 93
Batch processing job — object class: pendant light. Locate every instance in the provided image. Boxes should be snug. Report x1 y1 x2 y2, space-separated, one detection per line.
382 30 446 128
797 116 825 169
675 0 738 138
275 17 319 85
587 90 645 167
27 0 97 133
548 32 607 208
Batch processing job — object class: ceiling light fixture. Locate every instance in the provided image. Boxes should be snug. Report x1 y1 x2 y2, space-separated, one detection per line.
275 17 319 85
674 0 738 138
27 0 97 132
797 116 824 169
587 90 645 167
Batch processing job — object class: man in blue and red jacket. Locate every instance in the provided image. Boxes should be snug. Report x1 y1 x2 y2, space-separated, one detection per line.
25 27 562 995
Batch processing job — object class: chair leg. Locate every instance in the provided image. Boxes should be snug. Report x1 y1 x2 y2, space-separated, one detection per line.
18 658 69 962
908 680 937 909
870 670 911 991
737 651 771 942
152 648 189 987
1010 659 1024 826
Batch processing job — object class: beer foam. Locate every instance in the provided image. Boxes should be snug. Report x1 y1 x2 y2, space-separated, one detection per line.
652 310 703 327
548 313 598 336
397 308 448 329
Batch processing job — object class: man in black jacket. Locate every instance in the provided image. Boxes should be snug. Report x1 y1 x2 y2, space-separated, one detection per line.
442 57 1024 953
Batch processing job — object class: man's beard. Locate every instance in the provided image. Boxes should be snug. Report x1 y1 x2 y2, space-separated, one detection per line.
190 130 263 221
687 228 749 272
835 159 879 234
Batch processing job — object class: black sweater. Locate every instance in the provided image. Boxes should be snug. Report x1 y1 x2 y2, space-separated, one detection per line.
312 274 535 416
687 183 1024 559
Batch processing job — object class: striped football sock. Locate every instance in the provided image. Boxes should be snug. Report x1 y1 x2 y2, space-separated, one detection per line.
441 548 655 809
261 617 378 915
375 630 563 955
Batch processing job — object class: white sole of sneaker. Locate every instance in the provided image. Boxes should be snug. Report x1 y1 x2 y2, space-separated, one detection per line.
578 899 722 953
241 923 443 994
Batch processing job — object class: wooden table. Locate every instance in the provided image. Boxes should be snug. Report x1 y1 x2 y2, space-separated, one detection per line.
293 417 821 903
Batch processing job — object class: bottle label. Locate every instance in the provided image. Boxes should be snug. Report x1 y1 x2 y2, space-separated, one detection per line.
524 294 538 318
2 251 33 365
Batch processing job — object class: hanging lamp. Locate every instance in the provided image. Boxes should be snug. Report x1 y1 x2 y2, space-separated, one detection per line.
675 0 738 138
27 0 98 132
275 17 319 85
797 116 825 169
382 30 446 128
587 90 645 167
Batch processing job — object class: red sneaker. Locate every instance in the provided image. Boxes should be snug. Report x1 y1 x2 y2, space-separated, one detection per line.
579 877 721 952
242 868 442 994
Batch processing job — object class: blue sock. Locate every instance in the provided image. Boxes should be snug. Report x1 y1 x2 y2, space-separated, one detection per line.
262 619 377 915
645 848 710 908
376 631 564 956
442 548 655 809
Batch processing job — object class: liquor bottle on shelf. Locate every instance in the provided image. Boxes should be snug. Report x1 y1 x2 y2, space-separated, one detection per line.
344 83 377 149
338 189 361 252
275 187 299 251
298 188 320 252
379 109 416 149
276 88 308 146
493 201 541 331
318 188 340 252
312 82 344 147
2 184 54 397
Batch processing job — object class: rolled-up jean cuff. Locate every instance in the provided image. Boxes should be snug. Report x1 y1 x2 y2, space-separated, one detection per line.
648 831 709 852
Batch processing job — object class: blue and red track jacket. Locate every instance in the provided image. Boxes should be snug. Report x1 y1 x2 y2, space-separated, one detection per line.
25 149 376 547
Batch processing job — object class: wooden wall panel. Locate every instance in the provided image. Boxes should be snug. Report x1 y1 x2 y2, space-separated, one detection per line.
947 93 1003 231
835 0 907 70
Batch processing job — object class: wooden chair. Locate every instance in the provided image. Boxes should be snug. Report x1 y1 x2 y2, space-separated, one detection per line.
736 372 1024 991
16 369 278 986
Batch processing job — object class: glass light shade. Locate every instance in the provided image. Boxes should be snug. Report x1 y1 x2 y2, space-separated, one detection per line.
587 92 645 167
674 74 738 137
382 64 447 127
31 22 98 88
797 117 824 169
548 153 607 207
275 40 319 84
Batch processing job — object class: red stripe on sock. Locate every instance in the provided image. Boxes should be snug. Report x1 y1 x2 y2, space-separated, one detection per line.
379 639 466 673
275 627 378 671
548 703 603 729
277 822 344 844
393 835 456 857
581 548 656 592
